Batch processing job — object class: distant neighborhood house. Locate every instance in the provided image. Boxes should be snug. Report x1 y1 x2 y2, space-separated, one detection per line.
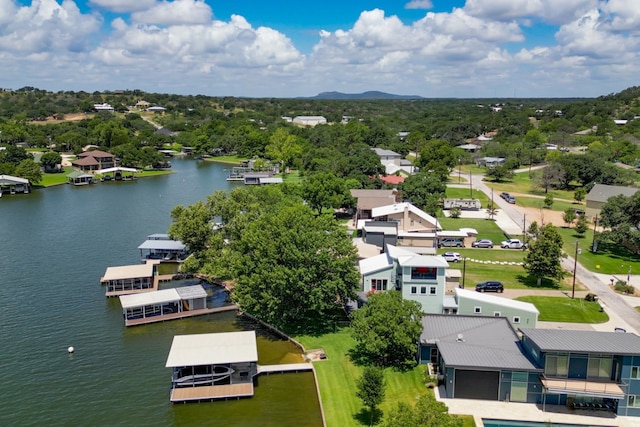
292 116 327 126
586 184 639 218
371 147 415 175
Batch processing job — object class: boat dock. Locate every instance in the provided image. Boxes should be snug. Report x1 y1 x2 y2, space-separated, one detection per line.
125 304 238 326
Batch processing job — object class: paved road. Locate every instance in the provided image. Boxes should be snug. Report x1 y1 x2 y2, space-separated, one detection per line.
464 171 640 333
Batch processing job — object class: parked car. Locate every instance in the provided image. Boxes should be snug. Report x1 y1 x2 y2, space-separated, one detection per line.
472 239 494 248
475 281 504 293
500 192 510 200
505 195 516 204
441 252 461 262
501 238 527 249
439 237 464 248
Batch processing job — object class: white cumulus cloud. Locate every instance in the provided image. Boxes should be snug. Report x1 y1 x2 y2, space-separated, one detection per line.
88 0 156 14
131 0 213 26
404 0 433 9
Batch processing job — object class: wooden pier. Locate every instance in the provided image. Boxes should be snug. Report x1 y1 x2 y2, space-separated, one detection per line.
125 304 238 326
170 383 254 402
257 363 314 374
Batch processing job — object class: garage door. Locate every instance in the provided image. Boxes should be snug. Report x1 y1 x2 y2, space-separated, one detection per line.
454 370 499 400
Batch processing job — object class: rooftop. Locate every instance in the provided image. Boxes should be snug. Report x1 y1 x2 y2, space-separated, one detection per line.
455 288 540 314
101 263 154 281
521 328 640 355
165 331 258 367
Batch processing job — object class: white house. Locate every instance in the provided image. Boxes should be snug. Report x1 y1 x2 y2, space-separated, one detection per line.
292 116 327 126
371 148 415 175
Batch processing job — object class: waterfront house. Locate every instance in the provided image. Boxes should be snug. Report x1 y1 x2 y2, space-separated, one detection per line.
165 331 258 402
97 166 138 181
520 328 640 416
119 284 209 326
101 263 155 297
359 244 448 313
0 174 30 196
419 315 543 401
72 150 116 172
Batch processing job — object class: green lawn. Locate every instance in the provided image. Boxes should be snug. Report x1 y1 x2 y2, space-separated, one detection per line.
38 167 73 187
515 296 609 323
282 170 302 183
295 329 432 427
445 187 489 205
485 171 576 201
515 196 579 214
439 217 508 244
555 227 640 275
204 155 247 165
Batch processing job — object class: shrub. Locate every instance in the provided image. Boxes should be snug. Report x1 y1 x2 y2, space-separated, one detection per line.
614 281 635 295
450 207 461 218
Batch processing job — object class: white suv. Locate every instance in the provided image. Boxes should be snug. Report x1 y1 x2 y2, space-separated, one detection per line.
442 252 461 262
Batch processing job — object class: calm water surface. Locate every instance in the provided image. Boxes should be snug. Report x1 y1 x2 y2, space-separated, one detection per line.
0 159 322 426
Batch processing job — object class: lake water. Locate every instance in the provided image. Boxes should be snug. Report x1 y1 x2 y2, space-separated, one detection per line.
0 159 323 426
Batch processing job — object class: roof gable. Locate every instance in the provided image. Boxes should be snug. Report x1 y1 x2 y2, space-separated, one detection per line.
455 288 539 314
372 202 441 229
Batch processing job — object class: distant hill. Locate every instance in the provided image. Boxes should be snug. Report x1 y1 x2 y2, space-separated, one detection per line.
307 91 424 100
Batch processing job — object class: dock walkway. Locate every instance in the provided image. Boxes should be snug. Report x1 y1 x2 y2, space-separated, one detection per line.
170 383 254 402
257 363 313 374
125 305 238 326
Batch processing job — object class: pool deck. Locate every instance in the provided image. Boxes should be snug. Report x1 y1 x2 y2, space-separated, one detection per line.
435 385 636 427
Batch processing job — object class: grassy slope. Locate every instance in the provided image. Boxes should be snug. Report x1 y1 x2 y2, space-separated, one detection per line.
295 330 427 427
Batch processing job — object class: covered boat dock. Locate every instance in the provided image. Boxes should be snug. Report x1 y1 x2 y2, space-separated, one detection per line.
0 174 30 196
138 238 187 261
166 331 259 402
119 284 228 326
101 263 156 297
98 166 139 181
67 170 94 186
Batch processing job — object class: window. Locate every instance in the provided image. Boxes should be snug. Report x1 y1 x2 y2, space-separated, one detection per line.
632 367 640 379
493 312 501 317
474 306 481 314
371 279 388 291
513 316 521 324
420 286 427 294
545 354 569 377
411 267 437 280
629 395 640 408
429 286 437 295
587 355 613 380
410 286 417 295
510 372 528 402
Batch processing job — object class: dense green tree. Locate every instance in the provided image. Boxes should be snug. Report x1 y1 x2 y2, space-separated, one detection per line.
382 393 463 427
15 159 42 184
40 151 62 172
168 201 215 253
399 172 446 215
301 172 349 215
231 203 359 327
543 193 554 208
485 164 514 182
599 193 640 253
265 127 302 172
574 187 586 203
524 224 565 286
416 139 456 180
350 291 422 369
356 366 385 427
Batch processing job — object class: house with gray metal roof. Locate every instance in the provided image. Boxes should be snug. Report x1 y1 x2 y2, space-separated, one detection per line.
586 184 639 218
419 315 542 401
520 328 640 417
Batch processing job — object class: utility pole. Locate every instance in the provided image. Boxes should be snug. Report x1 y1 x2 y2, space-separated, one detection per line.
523 213 527 241
592 214 598 252
461 257 466 289
572 241 579 299
469 169 472 197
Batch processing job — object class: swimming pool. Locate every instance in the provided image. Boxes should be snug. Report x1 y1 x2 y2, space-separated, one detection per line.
482 419 615 427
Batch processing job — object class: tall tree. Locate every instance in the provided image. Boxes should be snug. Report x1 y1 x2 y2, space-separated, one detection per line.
15 159 42 184
356 366 385 427
301 172 349 215
562 208 576 228
524 224 565 286
399 172 446 215
599 192 640 253
265 127 302 172
350 291 422 369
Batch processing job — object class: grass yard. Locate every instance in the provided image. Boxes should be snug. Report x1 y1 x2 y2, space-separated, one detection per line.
295 329 434 427
439 217 509 244
555 227 640 275
515 196 579 213
485 170 576 201
445 187 489 205
282 170 302 183
39 167 73 187
204 155 247 165
515 296 609 323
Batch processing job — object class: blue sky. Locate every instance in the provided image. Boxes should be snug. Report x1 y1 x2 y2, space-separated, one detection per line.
2 0 640 98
